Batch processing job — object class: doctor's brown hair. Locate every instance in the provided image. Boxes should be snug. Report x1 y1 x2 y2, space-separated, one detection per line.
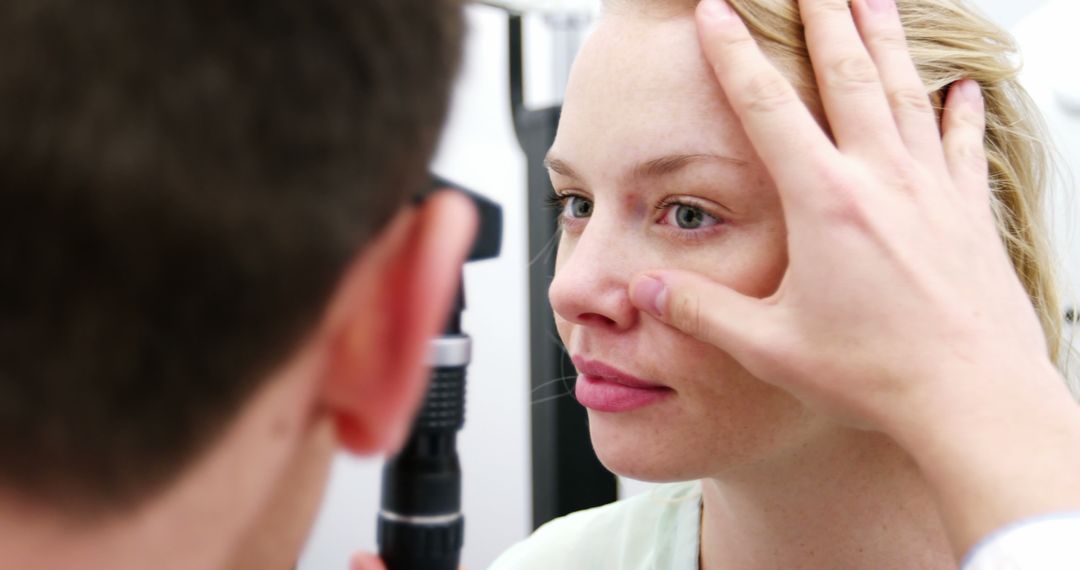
0 0 463 512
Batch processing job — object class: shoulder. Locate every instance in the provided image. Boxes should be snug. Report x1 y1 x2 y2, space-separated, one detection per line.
963 513 1080 570
488 481 701 570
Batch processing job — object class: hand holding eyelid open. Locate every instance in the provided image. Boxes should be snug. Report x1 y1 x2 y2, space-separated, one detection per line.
627 0 1057 431
629 0 1080 556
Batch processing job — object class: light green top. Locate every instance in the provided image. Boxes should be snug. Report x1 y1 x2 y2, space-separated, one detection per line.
489 481 702 570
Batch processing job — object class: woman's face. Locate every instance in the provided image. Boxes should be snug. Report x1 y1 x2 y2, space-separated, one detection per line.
548 9 817 481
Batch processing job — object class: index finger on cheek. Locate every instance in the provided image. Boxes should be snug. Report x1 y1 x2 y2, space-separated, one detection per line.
695 0 842 211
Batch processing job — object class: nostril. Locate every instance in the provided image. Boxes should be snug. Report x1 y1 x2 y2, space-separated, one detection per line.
578 312 617 327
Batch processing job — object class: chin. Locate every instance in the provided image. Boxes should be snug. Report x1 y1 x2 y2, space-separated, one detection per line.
584 393 815 483
586 409 715 483
596 452 698 483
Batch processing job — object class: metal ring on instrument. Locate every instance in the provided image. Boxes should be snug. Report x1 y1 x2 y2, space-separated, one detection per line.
429 335 471 367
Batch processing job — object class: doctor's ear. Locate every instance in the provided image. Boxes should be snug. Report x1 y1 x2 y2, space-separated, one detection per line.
316 191 477 455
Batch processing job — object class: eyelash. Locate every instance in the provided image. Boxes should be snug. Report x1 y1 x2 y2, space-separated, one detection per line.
546 191 590 232
546 191 727 241
544 191 571 211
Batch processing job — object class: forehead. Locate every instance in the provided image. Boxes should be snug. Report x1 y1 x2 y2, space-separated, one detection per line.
553 11 753 172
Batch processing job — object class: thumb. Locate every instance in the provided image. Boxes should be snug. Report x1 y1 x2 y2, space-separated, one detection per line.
629 270 768 357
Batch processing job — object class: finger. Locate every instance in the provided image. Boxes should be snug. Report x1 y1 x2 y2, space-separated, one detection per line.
350 552 388 570
851 0 947 170
629 271 770 361
799 0 904 153
695 0 841 204
941 80 990 203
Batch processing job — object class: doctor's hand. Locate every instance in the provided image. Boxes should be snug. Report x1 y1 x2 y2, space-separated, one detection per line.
349 551 466 570
628 0 1080 557
350 553 387 570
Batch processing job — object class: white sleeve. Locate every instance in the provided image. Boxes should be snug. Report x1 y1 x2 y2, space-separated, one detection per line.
962 514 1080 570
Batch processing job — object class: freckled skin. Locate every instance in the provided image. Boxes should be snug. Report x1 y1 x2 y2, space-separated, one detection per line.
547 12 815 482
544 8 957 569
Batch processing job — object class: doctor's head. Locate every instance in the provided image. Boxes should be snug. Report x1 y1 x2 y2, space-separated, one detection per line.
0 0 471 567
547 0 1062 481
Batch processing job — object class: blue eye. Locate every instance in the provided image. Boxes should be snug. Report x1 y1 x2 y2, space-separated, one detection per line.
662 203 718 230
564 195 593 219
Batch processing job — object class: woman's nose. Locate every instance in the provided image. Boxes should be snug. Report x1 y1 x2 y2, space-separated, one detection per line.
548 226 638 333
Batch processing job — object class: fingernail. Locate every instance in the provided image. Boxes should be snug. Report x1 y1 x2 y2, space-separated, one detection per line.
959 79 983 102
864 0 895 13
631 276 667 318
699 0 736 20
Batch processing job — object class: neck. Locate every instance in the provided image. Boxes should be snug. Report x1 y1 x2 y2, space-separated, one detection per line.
0 350 325 570
700 428 954 570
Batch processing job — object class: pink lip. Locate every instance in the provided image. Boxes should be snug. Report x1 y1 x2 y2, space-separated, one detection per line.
572 357 673 412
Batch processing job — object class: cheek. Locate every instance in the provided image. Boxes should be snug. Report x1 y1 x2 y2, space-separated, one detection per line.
665 219 788 299
551 233 583 349
554 314 574 350
731 224 788 298
551 234 571 330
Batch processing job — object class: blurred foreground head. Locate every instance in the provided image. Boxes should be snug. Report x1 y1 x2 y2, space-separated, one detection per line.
0 0 463 514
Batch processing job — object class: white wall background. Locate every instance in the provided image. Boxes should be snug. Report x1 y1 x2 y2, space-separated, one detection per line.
1014 1 1080 341
298 1 1079 568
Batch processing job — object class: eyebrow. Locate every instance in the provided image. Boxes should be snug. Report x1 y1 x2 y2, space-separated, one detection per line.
544 153 748 181
543 156 582 179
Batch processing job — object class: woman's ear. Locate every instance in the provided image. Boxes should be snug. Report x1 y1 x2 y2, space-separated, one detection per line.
318 191 477 456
